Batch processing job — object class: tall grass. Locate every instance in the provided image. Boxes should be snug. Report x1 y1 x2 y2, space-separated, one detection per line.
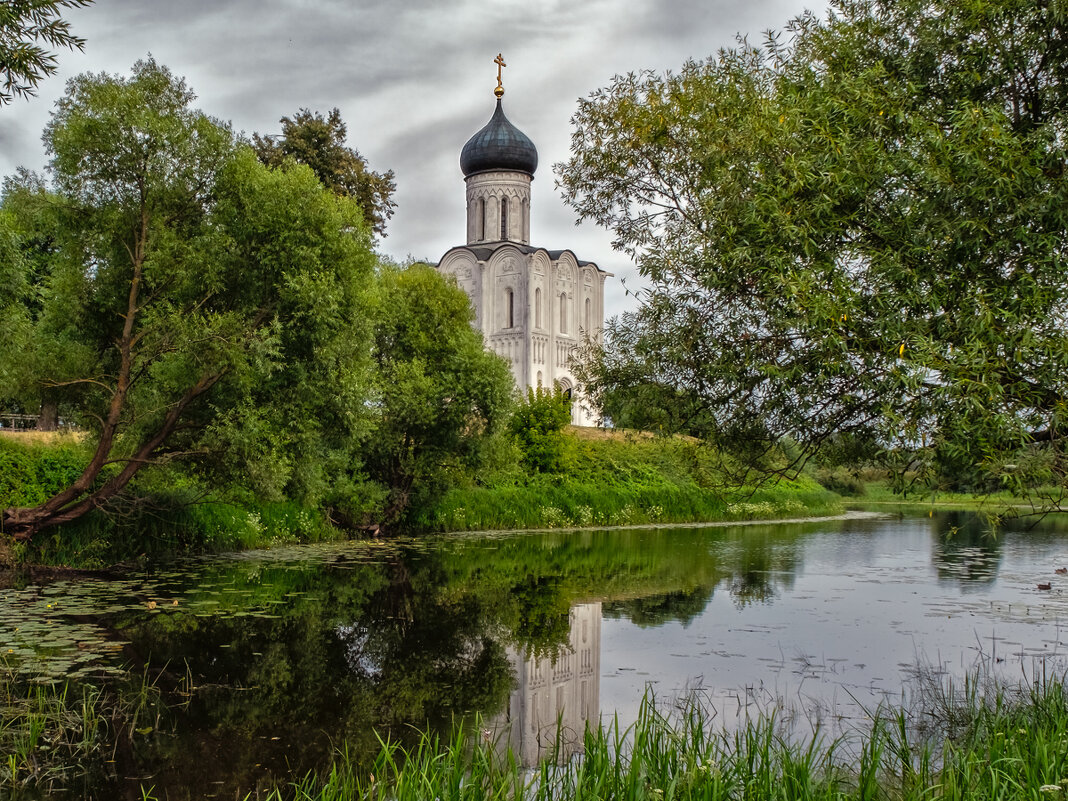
0 664 166 796
423 429 842 532
251 677 1068 801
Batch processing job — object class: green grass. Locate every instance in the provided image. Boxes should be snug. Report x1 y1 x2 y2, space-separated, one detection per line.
836 479 1068 525
0 663 166 796
4 428 844 567
422 430 842 532
244 676 1068 801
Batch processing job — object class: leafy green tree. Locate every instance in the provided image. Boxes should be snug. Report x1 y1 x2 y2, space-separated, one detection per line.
509 386 572 472
0 0 91 104
253 108 396 238
1 171 77 428
560 0 1068 493
598 379 714 437
1 59 378 540
361 263 514 527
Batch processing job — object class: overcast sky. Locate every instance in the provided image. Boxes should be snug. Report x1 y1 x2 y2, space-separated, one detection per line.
0 0 824 317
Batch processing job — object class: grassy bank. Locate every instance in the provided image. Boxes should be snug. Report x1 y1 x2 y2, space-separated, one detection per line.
807 464 1064 518
10 671 1068 799
0 434 338 568
421 428 841 532
236 675 1068 801
2 428 842 568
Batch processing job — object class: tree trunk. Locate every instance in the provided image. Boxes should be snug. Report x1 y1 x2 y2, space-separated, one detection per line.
36 398 59 432
2 371 223 542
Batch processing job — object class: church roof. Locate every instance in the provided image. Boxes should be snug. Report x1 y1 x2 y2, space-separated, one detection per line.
460 99 538 177
438 241 612 275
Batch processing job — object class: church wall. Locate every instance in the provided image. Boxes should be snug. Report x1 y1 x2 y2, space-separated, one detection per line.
437 251 483 329
486 247 529 388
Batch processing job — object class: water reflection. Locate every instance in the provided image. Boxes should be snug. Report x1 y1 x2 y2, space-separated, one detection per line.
491 603 602 766
4 513 1068 799
929 511 1004 587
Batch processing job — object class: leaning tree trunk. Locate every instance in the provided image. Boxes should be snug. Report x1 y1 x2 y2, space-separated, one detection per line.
0 204 227 543
2 371 223 541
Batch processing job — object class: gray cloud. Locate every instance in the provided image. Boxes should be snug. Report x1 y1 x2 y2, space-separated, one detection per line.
1 0 824 320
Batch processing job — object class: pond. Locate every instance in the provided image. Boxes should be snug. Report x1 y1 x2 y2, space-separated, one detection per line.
3 509 1068 799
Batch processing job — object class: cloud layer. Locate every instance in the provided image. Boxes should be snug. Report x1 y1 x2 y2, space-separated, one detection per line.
0 0 821 316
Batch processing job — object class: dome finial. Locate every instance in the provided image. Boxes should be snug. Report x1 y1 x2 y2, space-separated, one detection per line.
494 53 506 98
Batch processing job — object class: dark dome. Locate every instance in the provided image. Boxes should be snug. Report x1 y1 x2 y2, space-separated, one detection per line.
460 99 538 177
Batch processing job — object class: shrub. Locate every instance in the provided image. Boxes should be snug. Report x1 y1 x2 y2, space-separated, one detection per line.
508 387 572 473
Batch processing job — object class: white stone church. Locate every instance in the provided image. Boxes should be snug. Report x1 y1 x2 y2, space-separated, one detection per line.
436 62 611 426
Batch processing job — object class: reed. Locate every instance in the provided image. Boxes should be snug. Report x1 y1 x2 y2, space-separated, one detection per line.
250 677 1068 801
0 664 166 796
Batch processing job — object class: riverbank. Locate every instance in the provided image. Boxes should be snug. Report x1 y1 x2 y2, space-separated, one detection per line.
419 427 842 532
818 472 1062 520
4 509 1067 797
2 428 842 568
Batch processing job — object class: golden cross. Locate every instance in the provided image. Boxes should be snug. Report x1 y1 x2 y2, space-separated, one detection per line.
494 53 506 98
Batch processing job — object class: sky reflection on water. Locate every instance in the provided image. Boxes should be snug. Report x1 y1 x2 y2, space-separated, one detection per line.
596 514 1068 737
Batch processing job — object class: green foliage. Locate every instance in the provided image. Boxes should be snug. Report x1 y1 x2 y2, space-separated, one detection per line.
599 380 715 438
0 0 92 105
362 263 514 528
561 0 1068 498
810 467 866 497
1 58 380 538
429 429 841 532
253 107 396 238
0 436 87 509
509 386 572 472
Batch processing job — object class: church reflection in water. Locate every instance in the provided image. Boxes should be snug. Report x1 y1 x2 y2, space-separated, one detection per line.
490 602 602 766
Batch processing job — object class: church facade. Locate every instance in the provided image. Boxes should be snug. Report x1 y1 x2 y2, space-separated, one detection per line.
436 60 610 426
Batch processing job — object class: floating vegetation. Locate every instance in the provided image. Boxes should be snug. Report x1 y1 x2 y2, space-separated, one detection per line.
0 540 414 681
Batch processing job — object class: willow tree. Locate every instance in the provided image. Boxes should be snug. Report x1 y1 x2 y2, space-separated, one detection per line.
1 59 378 539
560 0 1068 493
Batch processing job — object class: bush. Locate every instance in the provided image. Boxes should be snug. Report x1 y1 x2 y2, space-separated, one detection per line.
811 467 866 497
509 387 572 472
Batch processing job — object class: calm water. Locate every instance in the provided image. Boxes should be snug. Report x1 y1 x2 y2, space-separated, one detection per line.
3 509 1068 798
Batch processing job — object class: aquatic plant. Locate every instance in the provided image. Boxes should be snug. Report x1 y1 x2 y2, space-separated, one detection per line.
0 665 166 795
255 676 1068 801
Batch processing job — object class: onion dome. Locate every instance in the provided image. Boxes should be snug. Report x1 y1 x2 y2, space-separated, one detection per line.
460 99 538 177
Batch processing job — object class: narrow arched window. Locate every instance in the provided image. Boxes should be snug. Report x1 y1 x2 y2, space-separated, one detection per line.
560 292 567 333
585 297 591 332
522 198 529 241
505 288 514 328
500 197 508 240
535 288 542 328
537 371 543 388
477 198 485 240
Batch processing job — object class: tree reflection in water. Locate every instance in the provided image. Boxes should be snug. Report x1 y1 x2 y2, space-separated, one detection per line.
42 521 818 798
